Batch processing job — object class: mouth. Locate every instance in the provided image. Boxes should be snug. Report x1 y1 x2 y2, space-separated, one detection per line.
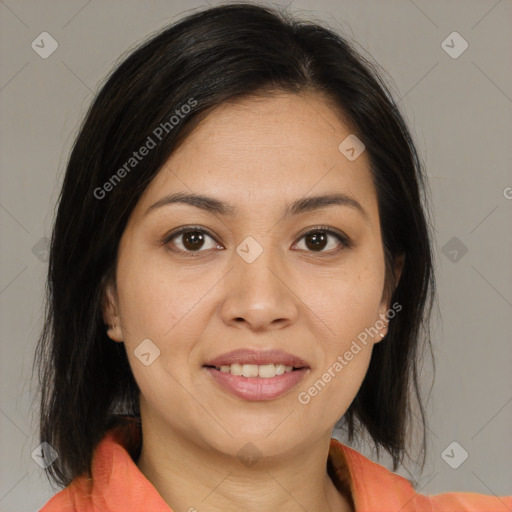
202 349 310 401
203 363 309 402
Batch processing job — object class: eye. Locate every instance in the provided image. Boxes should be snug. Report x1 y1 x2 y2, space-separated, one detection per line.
164 226 222 256
163 225 351 257
293 227 350 254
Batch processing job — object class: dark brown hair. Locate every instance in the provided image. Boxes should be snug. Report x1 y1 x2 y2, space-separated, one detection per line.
34 2 436 487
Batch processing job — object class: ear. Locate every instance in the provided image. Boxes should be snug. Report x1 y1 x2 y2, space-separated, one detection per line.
375 252 405 341
393 252 405 288
101 277 124 342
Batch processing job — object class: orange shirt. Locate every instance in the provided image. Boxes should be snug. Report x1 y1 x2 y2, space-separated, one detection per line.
40 419 511 512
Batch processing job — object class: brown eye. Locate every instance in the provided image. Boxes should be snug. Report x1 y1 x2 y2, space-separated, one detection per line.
304 231 328 251
294 228 349 253
180 231 206 251
165 227 221 254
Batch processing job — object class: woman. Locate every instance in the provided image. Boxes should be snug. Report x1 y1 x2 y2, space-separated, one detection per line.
36 3 511 511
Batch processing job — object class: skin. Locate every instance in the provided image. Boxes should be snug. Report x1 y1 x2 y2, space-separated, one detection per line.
103 91 403 512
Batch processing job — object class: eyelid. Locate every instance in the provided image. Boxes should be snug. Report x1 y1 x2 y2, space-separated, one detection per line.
163 225 218 243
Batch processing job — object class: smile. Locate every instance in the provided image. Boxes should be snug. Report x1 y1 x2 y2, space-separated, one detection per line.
211 363 300 378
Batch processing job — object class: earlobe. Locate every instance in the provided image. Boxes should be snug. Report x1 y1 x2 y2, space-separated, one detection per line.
375 303 389 342
101 280 124 342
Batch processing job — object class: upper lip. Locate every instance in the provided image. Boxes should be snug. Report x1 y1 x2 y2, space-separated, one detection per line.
204 349 309 368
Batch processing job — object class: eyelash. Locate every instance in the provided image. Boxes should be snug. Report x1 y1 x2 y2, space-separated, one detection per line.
162 225 351 258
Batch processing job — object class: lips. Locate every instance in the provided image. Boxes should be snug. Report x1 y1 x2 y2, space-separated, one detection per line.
205 366 308 401
203 349 309 369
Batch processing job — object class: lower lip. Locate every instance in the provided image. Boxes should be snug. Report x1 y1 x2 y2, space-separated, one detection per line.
204 367 308 401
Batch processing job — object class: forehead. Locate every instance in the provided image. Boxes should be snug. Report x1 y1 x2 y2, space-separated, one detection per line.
133 92 379 222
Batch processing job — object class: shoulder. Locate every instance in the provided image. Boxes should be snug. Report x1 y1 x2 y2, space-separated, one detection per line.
39 418 170 512
39 478 94 512
331 439 512 511
429 491 512 512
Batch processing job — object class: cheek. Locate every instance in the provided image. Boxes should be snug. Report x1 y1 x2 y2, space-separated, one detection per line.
298 256 385 420
301 259 386 353
295 338 373 432
296 275 380 426
114 251 222 405
116 250 211 344
114 255 208 412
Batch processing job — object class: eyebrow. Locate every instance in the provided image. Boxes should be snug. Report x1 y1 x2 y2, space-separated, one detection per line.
145 191 368 221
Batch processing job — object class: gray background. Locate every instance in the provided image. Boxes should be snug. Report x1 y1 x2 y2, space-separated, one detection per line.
1 0 511 510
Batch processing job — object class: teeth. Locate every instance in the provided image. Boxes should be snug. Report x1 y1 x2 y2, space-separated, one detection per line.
216 363 296 378
242 364 259 378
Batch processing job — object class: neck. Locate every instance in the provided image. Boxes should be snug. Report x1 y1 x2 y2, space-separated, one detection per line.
136 414 354 512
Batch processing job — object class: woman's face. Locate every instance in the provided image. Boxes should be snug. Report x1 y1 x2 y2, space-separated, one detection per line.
103 92 398 459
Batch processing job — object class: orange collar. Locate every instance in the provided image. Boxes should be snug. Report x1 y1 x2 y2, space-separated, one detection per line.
41 417 512 511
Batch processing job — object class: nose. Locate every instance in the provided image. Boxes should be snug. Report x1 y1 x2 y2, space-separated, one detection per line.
219 244 299 332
